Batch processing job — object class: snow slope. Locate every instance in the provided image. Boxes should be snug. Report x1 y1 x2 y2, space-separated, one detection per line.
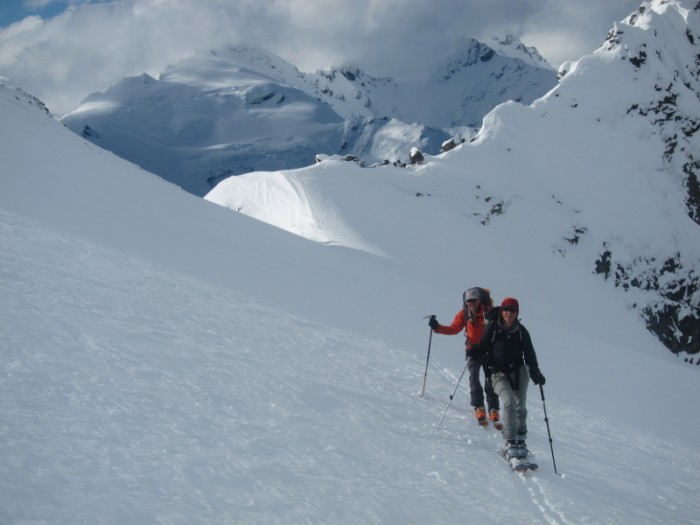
4 203 696 525
1 81 699 525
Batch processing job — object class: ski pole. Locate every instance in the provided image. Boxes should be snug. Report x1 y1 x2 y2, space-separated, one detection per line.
437 363 468 429
419 315 436 397
539 384 559 475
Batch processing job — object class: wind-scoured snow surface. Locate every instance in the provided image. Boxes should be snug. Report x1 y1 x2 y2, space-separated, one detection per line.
1 6 700 525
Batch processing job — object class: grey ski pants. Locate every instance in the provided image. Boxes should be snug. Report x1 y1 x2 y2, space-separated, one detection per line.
491 365 529 442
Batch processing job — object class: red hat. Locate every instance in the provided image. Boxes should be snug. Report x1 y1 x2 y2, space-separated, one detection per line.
501 297 519 311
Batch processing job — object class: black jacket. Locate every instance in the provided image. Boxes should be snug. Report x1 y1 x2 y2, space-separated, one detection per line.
468 320 541 377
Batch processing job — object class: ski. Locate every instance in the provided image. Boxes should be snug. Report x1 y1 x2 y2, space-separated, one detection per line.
501 445 538 473
477 418 503 431
488 410 504 431
504 446 528 460
508 456 539 473
478 418 503 431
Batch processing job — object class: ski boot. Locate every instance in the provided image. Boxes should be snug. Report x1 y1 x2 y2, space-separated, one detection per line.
474 407 488 427
489 409 504 431
502 440 528 460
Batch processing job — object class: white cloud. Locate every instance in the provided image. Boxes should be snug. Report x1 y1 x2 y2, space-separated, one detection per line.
0 0 644 116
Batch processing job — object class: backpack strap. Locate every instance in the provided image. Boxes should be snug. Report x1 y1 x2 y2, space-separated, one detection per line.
463 305 469 344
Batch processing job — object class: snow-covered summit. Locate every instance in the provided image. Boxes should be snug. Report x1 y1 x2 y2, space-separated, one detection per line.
309 34 556 128
60 47 351 196
60 39 556 195
159 46 306 89
488 34 553 68
408 36 556 127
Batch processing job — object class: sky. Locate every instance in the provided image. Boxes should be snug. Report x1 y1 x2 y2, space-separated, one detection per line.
1 1 700 517
0 0 645 117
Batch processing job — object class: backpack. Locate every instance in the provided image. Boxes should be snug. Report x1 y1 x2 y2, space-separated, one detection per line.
462 287 493 348
480 287 494 308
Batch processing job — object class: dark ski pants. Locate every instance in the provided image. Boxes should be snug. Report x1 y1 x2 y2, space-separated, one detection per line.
467 355 499 411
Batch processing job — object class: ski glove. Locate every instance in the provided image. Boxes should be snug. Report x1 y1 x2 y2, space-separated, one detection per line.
530 369 546 386
428 316 439 329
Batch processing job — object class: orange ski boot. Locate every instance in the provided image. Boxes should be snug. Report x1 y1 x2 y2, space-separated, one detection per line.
475 407 488 427
489 409 504 431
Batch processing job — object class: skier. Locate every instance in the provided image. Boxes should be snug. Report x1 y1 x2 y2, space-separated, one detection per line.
469 297 546 461
429 287 501 428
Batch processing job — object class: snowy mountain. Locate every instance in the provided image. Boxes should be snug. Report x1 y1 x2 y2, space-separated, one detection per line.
487 34 553 68
396 36 558 128
2 54 700 524
59 39 556 196
1 1 699 523
206 0 700 359
59 49 351 197
306 35 556 128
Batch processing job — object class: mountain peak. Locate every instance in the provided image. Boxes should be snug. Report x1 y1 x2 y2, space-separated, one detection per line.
60 38 557 193
488 34 553 69
421 37 557 126
156 45 303 90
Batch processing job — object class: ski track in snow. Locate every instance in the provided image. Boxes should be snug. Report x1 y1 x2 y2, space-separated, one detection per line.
519 475 573 525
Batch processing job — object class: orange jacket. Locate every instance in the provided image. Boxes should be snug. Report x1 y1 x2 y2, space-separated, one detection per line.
434 305 490 349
